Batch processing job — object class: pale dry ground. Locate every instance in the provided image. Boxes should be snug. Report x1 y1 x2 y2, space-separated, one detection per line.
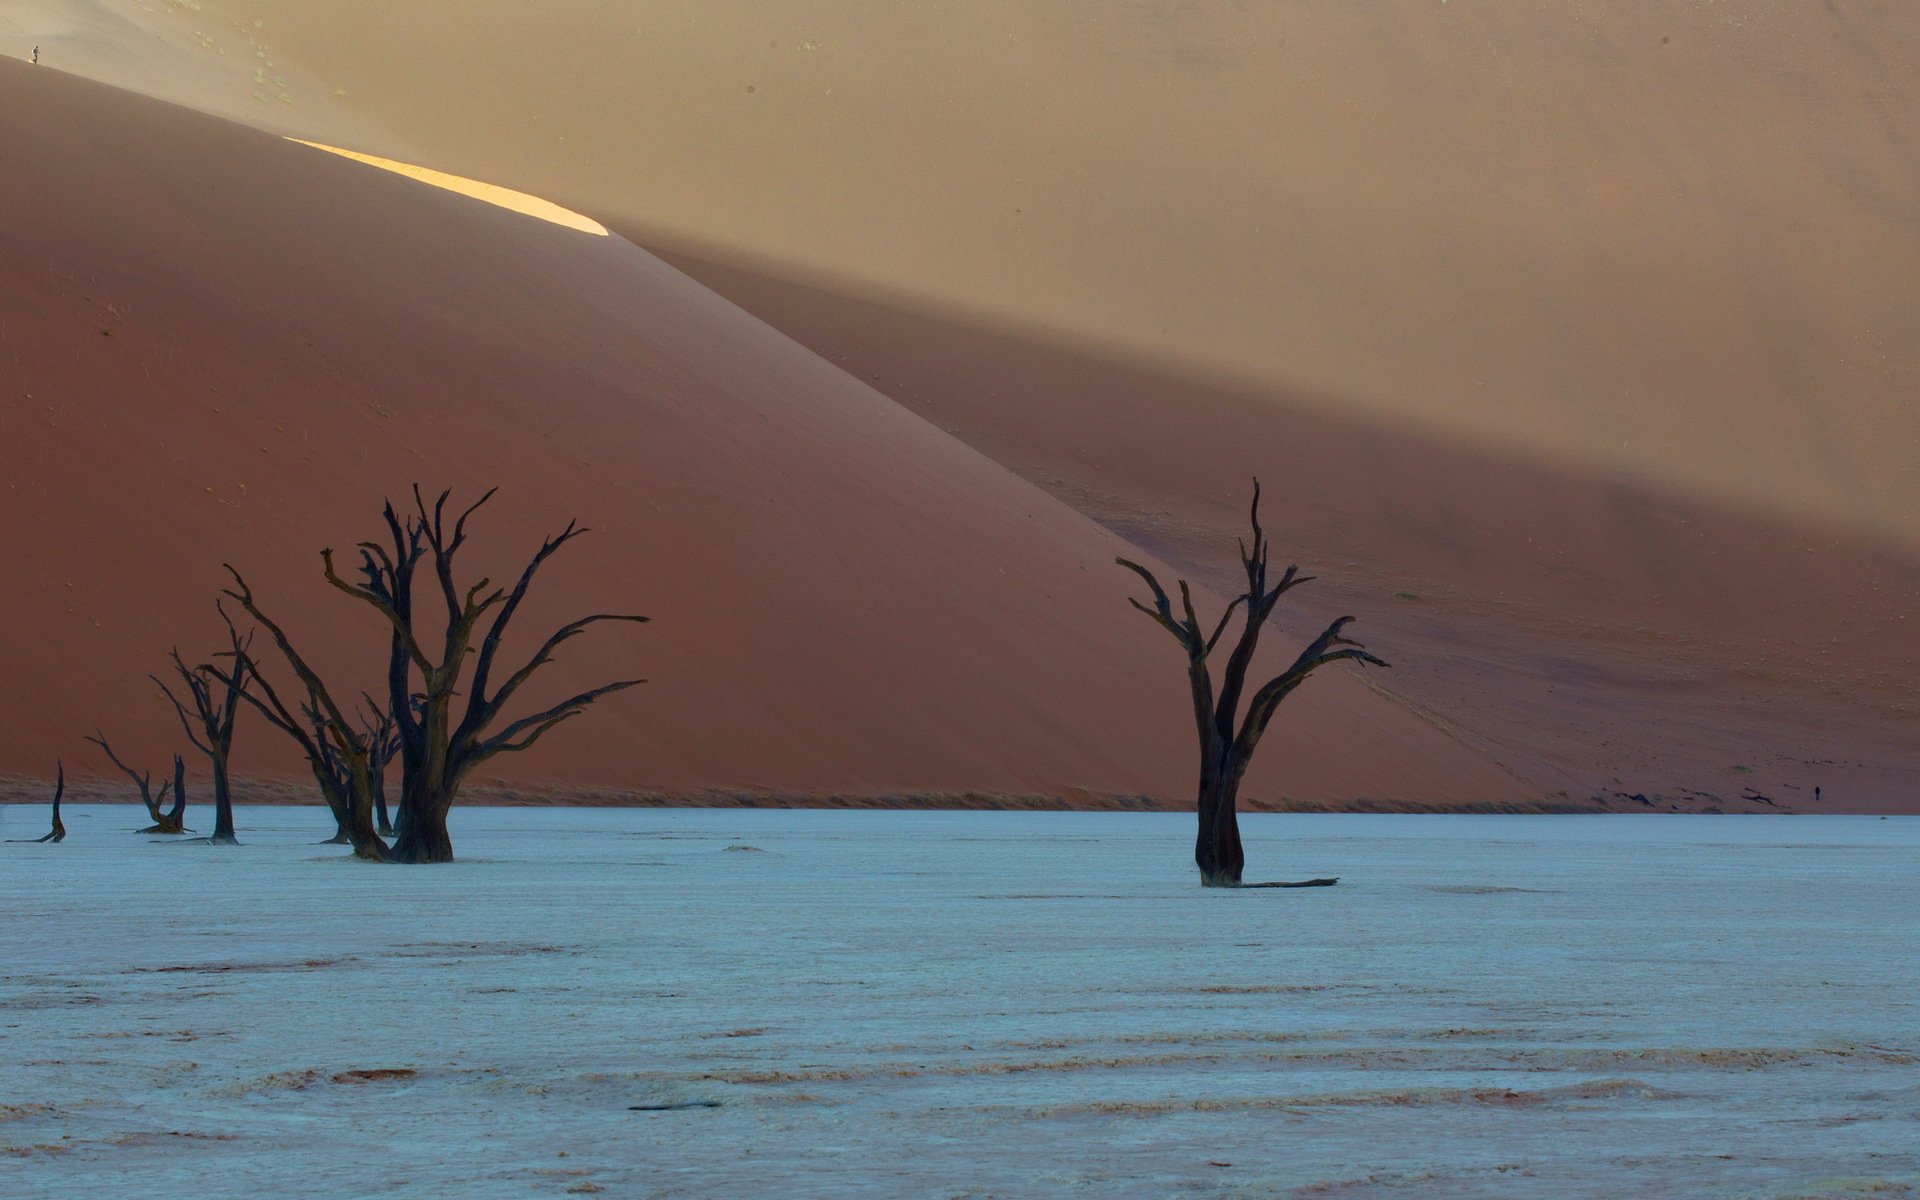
0 61 1523 806
8 0 1914 806
2 809 1916 1197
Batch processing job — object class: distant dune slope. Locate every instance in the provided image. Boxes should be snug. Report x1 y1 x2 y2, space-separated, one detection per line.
89 0 1919 545
0 62 1523 806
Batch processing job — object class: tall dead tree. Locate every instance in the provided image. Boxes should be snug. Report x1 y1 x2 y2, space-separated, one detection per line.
212 571 392 861
7 763 64 843
1119 481 1388 887
86 732 188 834
320 487 647 863
152 609 251 846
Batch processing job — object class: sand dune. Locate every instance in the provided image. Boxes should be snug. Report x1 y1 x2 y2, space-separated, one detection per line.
0 62 1523 807
126 0 1920 544
59 0 1898 810
647 251 1920 810
9 2 1917 808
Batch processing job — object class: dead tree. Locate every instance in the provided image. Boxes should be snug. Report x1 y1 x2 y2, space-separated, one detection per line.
322 487 647 863
152 610 251 845
85 732 188 833
7 763 65 843
1118 481 1387 887
213 571 392 861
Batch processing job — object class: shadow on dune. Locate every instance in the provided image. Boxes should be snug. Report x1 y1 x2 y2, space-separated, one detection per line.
645 236 1920 807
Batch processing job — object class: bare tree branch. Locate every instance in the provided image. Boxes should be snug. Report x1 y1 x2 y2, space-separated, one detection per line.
84 731 173 825
1117 557 1194 652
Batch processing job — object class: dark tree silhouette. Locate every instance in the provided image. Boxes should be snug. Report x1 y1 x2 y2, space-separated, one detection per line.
211 570 393 861
319 487 648 863
169 754 185 831
305 702 399 844
153 609 251 846
305 707 354 846
1118 481 1388 887
85 732 188 833
213 488 645 863
364 700 402 837
7 763 64 844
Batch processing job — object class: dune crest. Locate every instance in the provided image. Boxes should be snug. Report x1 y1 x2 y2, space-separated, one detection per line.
285 139 608 236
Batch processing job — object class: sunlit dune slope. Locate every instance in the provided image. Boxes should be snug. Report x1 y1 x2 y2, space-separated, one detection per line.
0 63 1526 806
285 139 609 235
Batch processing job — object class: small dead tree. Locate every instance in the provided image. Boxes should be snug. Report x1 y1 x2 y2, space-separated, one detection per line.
319 487 647 863
1118 481 1388 887
86 732 188 834
7 763 65 843
152 610 252 846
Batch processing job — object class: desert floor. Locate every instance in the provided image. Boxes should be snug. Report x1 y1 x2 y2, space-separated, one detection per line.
4 808 1915 1197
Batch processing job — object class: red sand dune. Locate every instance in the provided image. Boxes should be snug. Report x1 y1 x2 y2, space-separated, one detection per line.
0 62 1523 808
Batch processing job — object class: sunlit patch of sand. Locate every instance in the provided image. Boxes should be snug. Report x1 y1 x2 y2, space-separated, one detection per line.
285 139 609 236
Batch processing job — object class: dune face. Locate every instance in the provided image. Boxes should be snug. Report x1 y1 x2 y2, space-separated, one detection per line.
71 0 1900 811
128 1 1920 537
0 62 1524 808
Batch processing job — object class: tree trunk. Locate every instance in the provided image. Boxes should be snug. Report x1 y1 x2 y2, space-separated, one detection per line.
9 766 64 844
391 789 453 864
140 758 189 834
373 780 393 837
1195 758 1246 887
332 792 391 860
210 753 238 845
165 755 187 827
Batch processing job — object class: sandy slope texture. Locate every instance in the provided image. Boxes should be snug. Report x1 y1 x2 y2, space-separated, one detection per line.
83 0 1910 811
0 62 1523 808
102 0 1913 535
